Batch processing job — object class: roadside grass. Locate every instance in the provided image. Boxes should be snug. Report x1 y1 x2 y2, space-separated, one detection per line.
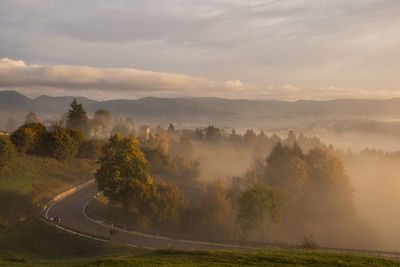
0 153 96 196
0 219 148 266
81 249 400 267
0 154 97 229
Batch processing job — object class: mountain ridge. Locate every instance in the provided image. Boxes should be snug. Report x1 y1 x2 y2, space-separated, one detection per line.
2 90 400 130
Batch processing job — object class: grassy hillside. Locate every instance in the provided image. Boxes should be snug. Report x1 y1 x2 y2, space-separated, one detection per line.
0 154 145 265
0 154 97 229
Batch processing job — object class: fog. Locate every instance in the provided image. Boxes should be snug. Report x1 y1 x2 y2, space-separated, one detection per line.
345 153 400 251
181 127 400 251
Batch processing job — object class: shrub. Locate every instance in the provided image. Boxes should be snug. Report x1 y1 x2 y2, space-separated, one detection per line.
301 235 318 249
10 123 47 154
45 126 84 161
0 135 16 170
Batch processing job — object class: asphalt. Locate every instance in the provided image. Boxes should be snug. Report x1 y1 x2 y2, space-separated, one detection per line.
46 180 245 250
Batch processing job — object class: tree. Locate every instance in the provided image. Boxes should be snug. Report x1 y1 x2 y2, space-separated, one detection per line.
45 126 83 161
24 112 41 124
203 180 238 238
6 117 17 133
10 123 47 154
286 130 296 147
66 99 88 134
195 128 203 140
94 109 112 137
243 129 257 146
152 181 186 230
229 128 241 143
205 125 221 144
95 134 155 212
0 135 16 170
305 147 354 212
237 182 286 236
94 109 112 122
263 142 308 200
168 123 175 133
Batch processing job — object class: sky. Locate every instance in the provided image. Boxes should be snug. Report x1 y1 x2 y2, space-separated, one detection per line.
1 0 400 100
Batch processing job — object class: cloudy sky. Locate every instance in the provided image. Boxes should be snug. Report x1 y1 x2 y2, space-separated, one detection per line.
1 0 400 100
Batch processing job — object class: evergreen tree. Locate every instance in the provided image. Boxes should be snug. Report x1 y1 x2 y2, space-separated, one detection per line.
168 123 175 133
66 99 88 135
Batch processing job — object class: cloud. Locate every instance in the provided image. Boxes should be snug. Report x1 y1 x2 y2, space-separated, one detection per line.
0 58 248 98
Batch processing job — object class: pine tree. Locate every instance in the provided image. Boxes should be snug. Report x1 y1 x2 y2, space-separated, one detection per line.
66 99 88 135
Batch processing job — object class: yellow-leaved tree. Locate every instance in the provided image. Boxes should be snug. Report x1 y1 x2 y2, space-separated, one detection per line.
95 133 155 213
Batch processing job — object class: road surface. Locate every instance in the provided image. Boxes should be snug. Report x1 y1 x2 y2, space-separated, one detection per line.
45 180 245 250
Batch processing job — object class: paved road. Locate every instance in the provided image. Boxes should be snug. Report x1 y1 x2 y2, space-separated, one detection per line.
46 180 244 250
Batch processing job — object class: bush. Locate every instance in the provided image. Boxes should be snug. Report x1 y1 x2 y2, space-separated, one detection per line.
301 235 318 249
0 135 16 170
10 123 47 154
45 126 84 161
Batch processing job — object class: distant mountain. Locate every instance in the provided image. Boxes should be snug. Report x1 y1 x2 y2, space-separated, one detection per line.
2 90 400 130
0 90 33 107
34 95 98 113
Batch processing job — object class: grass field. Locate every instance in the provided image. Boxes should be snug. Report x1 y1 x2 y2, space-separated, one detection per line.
2 248 397 266
83 249 400 267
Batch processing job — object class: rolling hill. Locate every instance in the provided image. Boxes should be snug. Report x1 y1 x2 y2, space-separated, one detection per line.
2 90 400 131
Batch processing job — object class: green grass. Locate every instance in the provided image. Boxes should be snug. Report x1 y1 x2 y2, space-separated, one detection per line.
80 249 400 266
0 219 148 266
0 154 97 229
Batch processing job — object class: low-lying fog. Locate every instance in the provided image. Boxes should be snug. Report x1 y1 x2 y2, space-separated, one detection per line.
194 128 400 251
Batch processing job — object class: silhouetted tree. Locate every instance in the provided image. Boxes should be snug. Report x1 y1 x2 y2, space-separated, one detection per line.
195 128 203 140
168 123 175 133
66 99 88 135
205 125 221 144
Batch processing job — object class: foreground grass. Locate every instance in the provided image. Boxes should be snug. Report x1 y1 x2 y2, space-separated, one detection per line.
0 219 147 266
79 249 400 267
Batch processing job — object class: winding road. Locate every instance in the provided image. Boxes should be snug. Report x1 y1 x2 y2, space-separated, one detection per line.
45 180 245 250
44 180 400 260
